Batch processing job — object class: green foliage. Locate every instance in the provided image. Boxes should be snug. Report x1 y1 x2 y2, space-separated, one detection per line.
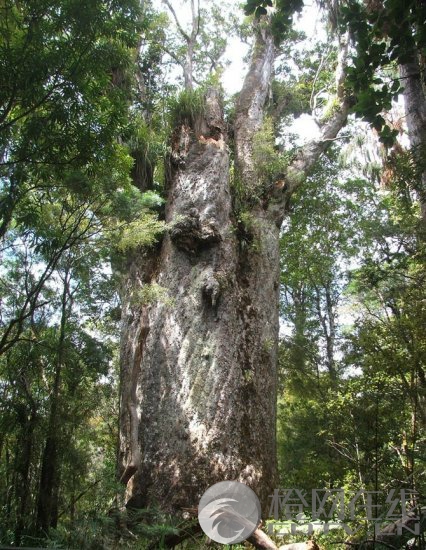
0 0 142 237
168 87 206 129
270 78 310 120
341 0 424 145
252 117 290 183
278 141 426 542
140 190 166 210
243 0 304 44
244 0 272 18
235 210 262 252
0 232 121 542
0 1 165 544
127 115 167 182
229 161 245 214
132 283 173 307
41 507 186 549
159 0 237 91
110 187 164 222
45 517 115 549
314 528 356 550
280 151 363 347
137 10 170 114
271 0 304 44
271 38 340 131
236 210 253 229
277 380 345 490
1 0 425 545
117 215 167 251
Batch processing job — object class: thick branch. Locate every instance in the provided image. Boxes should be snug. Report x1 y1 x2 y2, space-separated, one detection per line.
162 0 190 42
162 44 183 67
190 0 200 42
268 34 351 224
248 527 278 549
234 19 275 186
268 97 350 223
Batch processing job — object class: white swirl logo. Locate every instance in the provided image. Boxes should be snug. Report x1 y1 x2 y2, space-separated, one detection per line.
198 481 261 544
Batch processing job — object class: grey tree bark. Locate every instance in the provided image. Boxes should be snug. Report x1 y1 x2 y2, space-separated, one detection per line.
118 20 350 517
119 84 280 512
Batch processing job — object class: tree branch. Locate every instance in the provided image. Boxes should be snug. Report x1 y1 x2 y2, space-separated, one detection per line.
190 0 200 42
310 48 332 118
162 0 191 43
57 480 101 520
162 44 184 67
268 33 352 224
235 19 275 186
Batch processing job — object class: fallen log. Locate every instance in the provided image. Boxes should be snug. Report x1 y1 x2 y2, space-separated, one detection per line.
247 526 279 549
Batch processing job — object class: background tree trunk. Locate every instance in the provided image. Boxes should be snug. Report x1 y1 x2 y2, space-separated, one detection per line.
14 405 36 546
400 52 426 223
36 267 70 533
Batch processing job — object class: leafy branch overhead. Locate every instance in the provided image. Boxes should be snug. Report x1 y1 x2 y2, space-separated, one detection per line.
244 0 304 42
341 0 425 145
244 0 425 147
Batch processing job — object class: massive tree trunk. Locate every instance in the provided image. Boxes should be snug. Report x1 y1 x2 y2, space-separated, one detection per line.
118 20 350 517
119 87 279 512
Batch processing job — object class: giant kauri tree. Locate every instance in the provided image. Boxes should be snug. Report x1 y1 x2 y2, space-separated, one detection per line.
118 0 352 514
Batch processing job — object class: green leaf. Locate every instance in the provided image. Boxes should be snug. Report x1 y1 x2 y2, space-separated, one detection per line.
390 80 400 92
244 0 259 15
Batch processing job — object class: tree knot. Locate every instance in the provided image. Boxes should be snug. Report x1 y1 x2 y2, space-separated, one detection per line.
170 209 221 253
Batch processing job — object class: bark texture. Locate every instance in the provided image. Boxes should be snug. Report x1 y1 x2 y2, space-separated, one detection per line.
235 21 275 186
119 87 279 512
119 20 350 520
